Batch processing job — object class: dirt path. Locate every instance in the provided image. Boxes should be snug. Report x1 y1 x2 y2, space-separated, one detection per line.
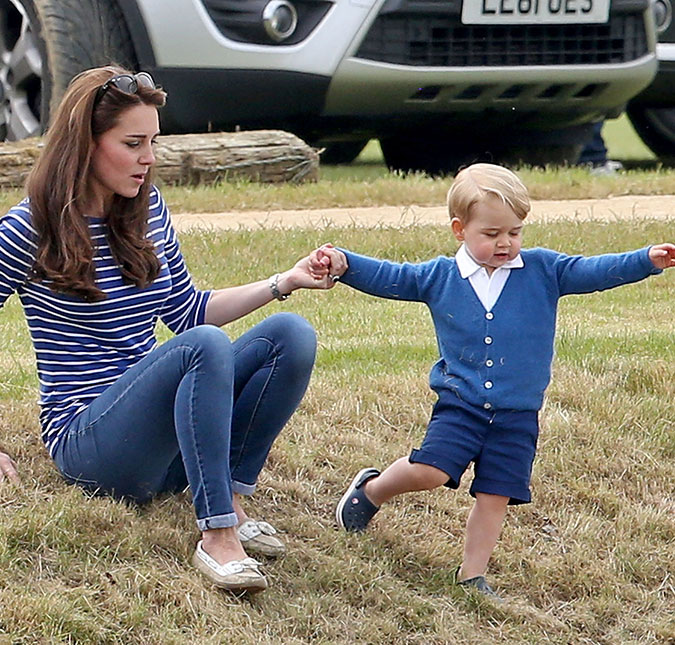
173 194 675 232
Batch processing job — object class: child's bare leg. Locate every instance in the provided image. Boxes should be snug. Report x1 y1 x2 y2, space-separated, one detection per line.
336 458 449 532
364 457 449 507
458 492 509 580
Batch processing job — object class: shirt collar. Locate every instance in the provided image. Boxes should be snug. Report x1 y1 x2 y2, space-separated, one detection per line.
455 243 524 279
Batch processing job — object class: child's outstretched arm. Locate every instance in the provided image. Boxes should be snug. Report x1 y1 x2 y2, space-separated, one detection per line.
648 243 675 270
554 243 671 296
310 243 436 302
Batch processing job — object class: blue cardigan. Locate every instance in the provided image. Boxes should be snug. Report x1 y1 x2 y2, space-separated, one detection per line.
341 247 661 412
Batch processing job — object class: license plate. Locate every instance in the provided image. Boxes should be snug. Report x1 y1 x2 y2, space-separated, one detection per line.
462 0 610 25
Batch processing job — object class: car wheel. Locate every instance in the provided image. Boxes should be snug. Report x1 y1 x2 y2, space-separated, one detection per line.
319 140 369 165
626 104 675 164
0 0 136 141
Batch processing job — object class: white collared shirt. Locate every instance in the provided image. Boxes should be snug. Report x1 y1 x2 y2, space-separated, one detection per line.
455 244 524 312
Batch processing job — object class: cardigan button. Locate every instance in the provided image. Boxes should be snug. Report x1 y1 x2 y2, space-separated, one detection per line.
484 336 493 344
485 312 494 320
483 402 492 410
484 381 493 389
486 359 494 367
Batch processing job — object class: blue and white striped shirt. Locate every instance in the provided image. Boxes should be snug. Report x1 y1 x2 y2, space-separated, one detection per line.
0 187 211 456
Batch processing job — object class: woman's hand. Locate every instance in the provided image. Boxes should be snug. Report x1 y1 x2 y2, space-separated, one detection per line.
204 243 349 325
0 451 19 484
648 243 675 270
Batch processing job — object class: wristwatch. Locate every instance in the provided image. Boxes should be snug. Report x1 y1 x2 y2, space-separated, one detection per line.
268 273 291 301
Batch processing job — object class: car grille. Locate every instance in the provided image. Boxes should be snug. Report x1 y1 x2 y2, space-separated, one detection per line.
356 14 649 67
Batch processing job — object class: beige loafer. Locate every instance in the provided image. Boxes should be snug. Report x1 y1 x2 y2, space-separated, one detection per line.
192 541 268 593
237 520 286 557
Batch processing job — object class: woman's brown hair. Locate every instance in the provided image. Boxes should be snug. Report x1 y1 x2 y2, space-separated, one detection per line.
26 65 167 301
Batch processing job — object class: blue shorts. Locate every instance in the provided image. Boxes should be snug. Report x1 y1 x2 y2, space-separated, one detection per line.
409 393 539 505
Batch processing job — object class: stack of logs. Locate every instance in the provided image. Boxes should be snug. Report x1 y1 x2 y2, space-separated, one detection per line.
0 130 319 189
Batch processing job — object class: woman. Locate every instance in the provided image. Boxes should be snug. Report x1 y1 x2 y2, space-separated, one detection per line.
0 66 333 593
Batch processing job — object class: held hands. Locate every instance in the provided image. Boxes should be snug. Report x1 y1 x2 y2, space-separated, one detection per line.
309 243 347 284
0 451 19 484
279 243 348 293
648 243 675 270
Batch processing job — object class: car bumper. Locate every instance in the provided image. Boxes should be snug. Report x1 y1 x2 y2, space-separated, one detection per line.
323 56 658 130
152 68 331 134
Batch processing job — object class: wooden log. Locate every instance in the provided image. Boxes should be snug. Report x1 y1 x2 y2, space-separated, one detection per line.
155 130 319 184
0 130 319 189
0 138 44 190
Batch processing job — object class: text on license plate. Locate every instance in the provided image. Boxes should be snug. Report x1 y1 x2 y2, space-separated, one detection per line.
462 0 610 25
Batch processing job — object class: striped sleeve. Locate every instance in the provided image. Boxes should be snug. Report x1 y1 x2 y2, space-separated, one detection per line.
0 203 37 307
153 191 211 333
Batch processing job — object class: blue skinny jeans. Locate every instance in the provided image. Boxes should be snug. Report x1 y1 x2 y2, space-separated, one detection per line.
52 313 316 531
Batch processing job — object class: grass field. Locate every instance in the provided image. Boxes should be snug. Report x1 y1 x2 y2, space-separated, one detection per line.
0 215 673 643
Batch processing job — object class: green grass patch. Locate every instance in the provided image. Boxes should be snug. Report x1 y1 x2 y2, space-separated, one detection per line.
0 219 672 643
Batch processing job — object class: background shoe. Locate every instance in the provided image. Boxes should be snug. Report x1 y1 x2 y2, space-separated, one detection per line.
237 520 285 557
192 541 268 593
589 159 623 176
335 467 380 532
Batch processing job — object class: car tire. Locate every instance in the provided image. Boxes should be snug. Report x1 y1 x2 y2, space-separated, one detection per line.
626 104 675 165
319 140 369 165
0 0 136 141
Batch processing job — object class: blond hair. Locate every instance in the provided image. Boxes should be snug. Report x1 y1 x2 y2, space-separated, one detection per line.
447 163 530 224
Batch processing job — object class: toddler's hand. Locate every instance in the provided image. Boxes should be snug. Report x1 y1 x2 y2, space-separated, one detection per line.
308 246 331 280
292 243 348 291
648 243 675 270
316 243 348 281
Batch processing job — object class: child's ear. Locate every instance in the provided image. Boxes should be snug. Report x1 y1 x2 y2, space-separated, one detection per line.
451 217 464 241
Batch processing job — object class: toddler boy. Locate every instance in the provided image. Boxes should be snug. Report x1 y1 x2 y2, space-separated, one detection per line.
314 163 675 598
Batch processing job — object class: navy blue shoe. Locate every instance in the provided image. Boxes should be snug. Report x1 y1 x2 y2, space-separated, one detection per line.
335 467 380 532
455 568 502 601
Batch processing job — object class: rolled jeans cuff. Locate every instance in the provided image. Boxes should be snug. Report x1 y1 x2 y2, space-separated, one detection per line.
197 511 238 531
232 480 256 496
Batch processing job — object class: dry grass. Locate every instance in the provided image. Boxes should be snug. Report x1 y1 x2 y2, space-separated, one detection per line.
0 219 672 643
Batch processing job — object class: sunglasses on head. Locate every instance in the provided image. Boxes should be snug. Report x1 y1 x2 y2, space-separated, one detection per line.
94 71 156 106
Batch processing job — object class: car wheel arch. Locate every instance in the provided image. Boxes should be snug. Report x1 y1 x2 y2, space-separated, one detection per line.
0 0 139 140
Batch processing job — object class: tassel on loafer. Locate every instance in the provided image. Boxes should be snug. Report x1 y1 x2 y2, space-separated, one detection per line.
237 520 286 558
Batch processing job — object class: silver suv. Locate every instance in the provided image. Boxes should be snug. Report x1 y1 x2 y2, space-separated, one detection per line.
0 0 658 173
628 0 675 163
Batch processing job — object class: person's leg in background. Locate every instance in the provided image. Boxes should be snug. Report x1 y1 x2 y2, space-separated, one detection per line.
577 120 623 175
